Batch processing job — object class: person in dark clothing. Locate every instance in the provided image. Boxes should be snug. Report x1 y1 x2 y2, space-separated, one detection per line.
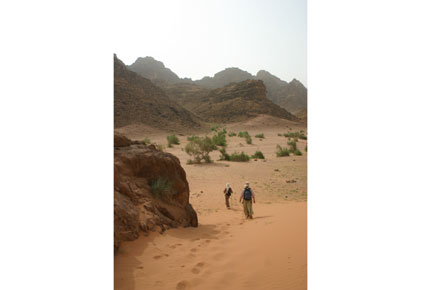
223 182 233 209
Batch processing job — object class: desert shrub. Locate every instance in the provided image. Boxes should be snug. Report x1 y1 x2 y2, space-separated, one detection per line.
293 149 303 156
167 134 180 147
149 178 174 199
255 133 265 139
212 130 227 147
251 150 265 159
228 132 237 137
187 135 198 142
185 136 216 164
287 140 297 153
210 124 220 131
237 131 252 144
229 151 250 162
238 131 249 138
277 133 282 136
305 144 307 152
276 145 290 157
143 137 151 144
219 147 231 161
283 132 299 138
283 131 307 140
202 155 212 163
294 137 299 142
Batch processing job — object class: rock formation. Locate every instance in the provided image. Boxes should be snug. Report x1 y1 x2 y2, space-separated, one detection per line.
125 56 307 115
176 79 297 123
194 67 255 89
114 55 201 130
128 56 182 84
114 133 198 252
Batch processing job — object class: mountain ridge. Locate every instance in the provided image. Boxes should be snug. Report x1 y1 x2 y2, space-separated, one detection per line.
127 56 307 113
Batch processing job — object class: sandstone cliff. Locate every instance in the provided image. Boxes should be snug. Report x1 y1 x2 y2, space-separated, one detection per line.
114 133 198 252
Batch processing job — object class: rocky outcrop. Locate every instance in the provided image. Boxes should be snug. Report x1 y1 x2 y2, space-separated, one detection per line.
114 133 198 252
183 79 297 123
256 71 307 113
125 55 307 117
114 55 201 130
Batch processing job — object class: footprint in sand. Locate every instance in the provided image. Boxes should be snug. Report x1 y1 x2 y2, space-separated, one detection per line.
204 239 211 244
170 243 183 249
176 280 189 290
190 248 197 252
191 262 205 274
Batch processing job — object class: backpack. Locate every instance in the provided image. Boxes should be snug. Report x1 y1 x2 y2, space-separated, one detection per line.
243 187 252 200
225 187 232 195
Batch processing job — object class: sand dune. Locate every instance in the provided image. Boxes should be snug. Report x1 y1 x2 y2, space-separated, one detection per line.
115 116 307 290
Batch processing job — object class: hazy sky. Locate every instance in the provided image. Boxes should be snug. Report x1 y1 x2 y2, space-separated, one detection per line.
115 0 307 86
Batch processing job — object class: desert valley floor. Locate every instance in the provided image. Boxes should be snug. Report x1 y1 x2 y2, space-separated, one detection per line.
114 115 307 290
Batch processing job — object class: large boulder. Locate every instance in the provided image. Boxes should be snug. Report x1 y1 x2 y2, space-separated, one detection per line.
114 133 198 252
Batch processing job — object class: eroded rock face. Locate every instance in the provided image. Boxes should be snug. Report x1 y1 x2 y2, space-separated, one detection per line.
114 133 198 252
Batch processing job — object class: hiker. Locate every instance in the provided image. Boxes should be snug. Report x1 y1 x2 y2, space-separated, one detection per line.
239 181 255 219
223 182 233 209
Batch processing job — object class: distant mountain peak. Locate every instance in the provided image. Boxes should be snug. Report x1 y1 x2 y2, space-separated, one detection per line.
124 55 307 114
128 56 180 84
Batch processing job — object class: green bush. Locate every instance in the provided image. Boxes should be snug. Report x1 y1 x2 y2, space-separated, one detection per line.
185 136 216 164
293 149 303 156
283 131 307 140
187 135 198 142
219 147 230 161
228 132 237 137
237 131 252 144
149 178 174 199
210 124 220 131
143 137 151 144
251 150 265 159
167 134 180 147
213 130 227 147
238 131 249 138
276 145 290 157
305 144 307 152
277 133 282 136
287 140 297 153
255 133 265 139
229 151 250 162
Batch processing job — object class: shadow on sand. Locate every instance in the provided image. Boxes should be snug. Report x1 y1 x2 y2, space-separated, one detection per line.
165 223 221 241
251 215 273 220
